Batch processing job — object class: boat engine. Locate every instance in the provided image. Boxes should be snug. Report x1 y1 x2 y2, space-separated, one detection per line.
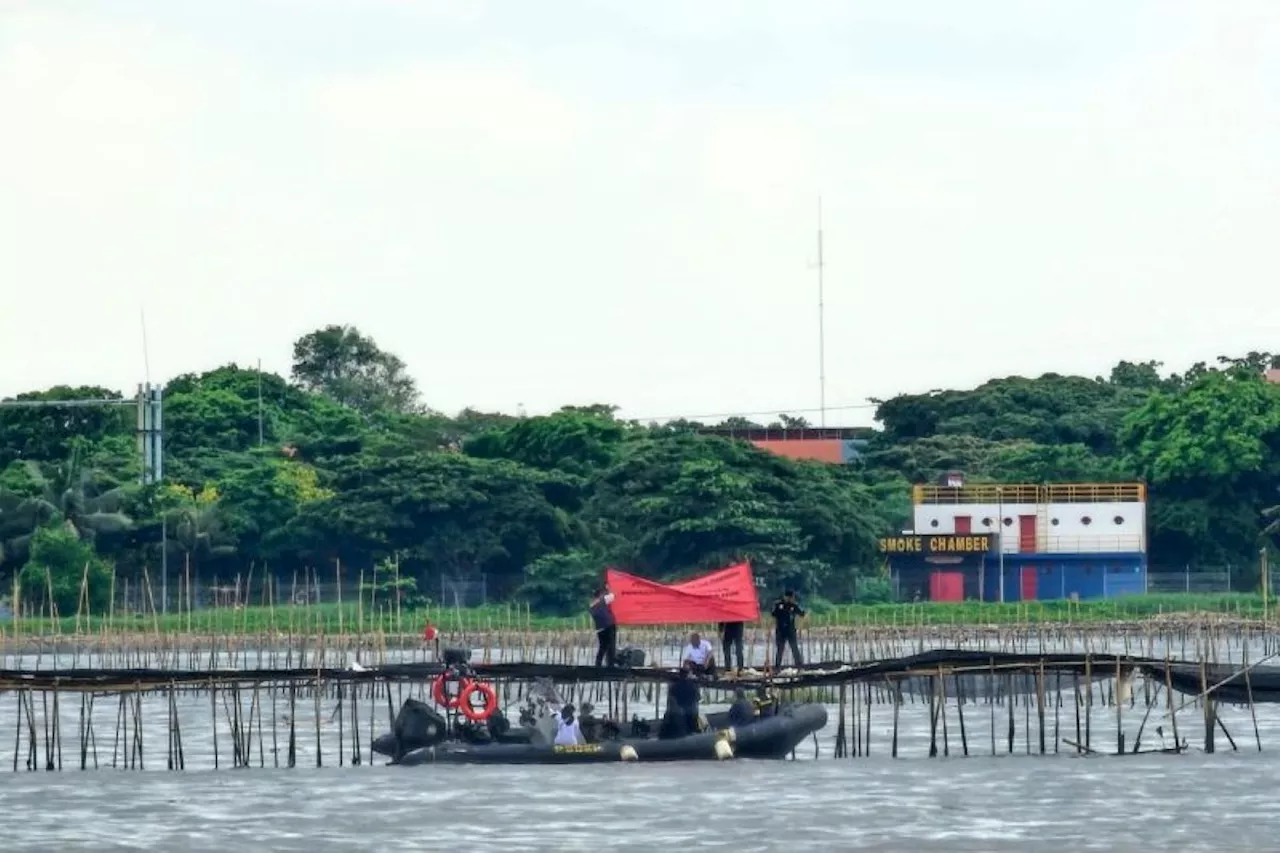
392 698 449 755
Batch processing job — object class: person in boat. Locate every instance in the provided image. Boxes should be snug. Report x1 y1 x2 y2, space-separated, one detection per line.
669 665 703 734
658 694 689 739
719 620 745 672
681 631 716 675
727 687 756 727
590 586 618 667
770 589 806 668
753 685 779 718
554 704 583 746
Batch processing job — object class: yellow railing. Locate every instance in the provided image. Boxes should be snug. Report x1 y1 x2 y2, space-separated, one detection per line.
914 483 1145 505
997 534 1145 554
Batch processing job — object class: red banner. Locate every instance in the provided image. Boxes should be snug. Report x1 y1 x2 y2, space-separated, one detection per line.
605 563 761 625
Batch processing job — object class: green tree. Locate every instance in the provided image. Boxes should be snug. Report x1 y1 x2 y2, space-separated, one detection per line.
291 325 420 415
0 386 132 467
585 433 883 593
464 408 628 477
17 524 113 616
1120 370 1280 564
0 458 133 569
284 451 575 588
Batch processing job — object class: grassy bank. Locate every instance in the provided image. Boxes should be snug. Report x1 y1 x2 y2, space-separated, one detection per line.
2 592 1276 639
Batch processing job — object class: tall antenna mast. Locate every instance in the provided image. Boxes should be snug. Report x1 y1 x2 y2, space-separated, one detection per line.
817 197 827 428
140 308 152 385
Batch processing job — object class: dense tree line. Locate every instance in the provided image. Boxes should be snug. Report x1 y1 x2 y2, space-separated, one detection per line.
1 326 1277 615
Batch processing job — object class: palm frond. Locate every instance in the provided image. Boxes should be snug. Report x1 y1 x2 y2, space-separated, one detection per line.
77 512 134 536
1262 505 1280 537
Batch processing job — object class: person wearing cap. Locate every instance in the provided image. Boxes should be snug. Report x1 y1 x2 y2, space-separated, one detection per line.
770 589 806 668
589 586 617 667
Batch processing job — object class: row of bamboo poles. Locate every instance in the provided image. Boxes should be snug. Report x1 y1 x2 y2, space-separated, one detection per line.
3 641 1269 772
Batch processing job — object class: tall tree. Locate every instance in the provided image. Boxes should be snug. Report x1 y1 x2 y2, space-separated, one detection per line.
291 325 420 415
1119 370 1280 564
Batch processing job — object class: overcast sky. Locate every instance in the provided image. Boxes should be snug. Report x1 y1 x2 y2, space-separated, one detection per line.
2 1 1277 426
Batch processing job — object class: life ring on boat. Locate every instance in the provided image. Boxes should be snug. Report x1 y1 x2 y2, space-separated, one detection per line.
432 673 470 710
458 681 499 722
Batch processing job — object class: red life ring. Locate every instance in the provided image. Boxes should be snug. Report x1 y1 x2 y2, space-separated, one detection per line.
432 673 470 710
459 681 498 723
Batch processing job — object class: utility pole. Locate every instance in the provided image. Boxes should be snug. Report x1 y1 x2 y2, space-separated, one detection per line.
997 487 1005 604
137 384 166 611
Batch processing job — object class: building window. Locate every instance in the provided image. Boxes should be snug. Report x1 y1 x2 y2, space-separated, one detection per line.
982 517 993 527
1113 515 1124 525
1081 516 1092 526
930 519 939 528
1050 518 1059 526
1003 517 1013 526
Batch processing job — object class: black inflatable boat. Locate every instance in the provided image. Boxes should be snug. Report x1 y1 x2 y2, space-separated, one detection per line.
377 699 827 766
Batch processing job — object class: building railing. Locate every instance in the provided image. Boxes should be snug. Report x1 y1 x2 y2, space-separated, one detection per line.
914 483 1145 505
996 534 1144 554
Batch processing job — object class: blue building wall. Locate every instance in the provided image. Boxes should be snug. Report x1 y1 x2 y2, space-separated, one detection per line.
981 553 1147 602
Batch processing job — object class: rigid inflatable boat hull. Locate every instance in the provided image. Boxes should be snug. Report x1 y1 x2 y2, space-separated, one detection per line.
395 704 827 766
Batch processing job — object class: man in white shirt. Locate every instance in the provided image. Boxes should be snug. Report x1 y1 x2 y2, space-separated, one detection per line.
681 631 716 675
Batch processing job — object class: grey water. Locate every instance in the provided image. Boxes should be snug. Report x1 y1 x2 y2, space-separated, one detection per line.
3 637 1279 851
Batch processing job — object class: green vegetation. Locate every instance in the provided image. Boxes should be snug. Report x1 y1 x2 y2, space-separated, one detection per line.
1 326 1278 620
5 593 1279 639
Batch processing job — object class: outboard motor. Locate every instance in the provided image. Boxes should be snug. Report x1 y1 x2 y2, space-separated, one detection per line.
392 698 449 759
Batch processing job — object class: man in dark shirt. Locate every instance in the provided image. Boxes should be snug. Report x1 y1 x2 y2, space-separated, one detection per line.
770 589 806 668
589 586 617 667
669 667 702 734
719 620 745 672
727 688 756 727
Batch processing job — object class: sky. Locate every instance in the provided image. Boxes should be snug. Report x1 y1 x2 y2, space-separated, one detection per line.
2 1 1278 427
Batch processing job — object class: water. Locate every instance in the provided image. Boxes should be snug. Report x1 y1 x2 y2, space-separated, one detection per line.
2 750 1276 851
4 637 1277 850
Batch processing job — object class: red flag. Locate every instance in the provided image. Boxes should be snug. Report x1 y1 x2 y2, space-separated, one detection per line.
605 562 760 625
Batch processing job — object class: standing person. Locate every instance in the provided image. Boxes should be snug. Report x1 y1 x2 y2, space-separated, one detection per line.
719 620 745 672
771 589 806 668
590 586 617 667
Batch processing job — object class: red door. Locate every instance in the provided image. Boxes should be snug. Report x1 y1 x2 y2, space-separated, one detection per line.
1018 515 1037 552
1020 566 1038 601
929 571 965 602
954 515 971 534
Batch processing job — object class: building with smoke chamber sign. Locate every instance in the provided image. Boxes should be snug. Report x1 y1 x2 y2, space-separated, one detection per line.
880 475 1148 602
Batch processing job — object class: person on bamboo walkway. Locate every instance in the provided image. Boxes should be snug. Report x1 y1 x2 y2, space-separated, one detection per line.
589 586 617 667
719 620 745 672
770 589 806 668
